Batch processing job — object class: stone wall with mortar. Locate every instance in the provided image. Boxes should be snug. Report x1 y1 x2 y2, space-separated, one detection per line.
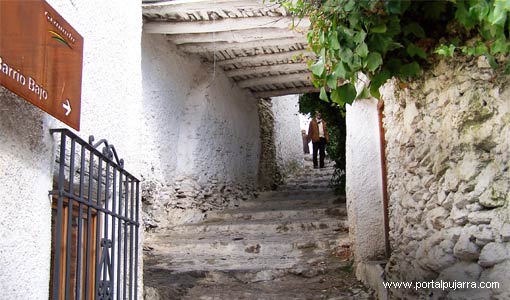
271 94 304 177
257 98 282 190
0 1 143 299
382 56 510 299
141 34 261 229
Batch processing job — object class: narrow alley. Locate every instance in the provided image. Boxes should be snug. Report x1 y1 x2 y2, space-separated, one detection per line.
143 158 372 300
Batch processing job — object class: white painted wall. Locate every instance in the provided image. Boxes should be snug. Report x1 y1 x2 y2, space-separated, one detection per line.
141 34 260 185
345 98 386 265
0 1 143 299
271 94 303 174
0 89 55 300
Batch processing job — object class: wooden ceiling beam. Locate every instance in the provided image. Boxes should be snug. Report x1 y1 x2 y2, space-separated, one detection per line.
237 72 312 88
166 28 304 45
144 16 309 35
253 86 319 98
143 0 288 21
176 37 307 54
216 50 315 67
225 62 309 78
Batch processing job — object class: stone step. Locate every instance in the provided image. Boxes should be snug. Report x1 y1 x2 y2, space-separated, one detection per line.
146 254 300 274
286 171 336 181
279 183 332 191
167 217 348 235
145 234 349 274
284 176 332 184
147 230 347 253
205 205 346 222
255 190 340 202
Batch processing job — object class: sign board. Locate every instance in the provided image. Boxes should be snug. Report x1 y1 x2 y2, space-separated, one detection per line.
0 0 83 130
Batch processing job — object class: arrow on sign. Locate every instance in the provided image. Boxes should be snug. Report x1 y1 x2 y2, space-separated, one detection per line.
63 99 72 116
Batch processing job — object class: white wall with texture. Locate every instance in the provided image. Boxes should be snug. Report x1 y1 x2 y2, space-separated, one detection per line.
141 34 261 186
345 98 386 266
271 94 303 174
0 1 143 299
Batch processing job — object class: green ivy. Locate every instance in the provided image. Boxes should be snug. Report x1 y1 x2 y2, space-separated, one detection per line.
273 0 510 106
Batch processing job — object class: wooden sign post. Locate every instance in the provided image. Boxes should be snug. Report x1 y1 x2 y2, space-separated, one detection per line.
0 0 84 130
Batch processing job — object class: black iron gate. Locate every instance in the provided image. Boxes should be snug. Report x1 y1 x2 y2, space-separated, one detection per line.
49 128 140 300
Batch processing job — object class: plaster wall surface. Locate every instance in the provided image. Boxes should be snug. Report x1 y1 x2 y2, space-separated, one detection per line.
345 98 386 265
0 89 54 300
0 1 144 299
141 34 260 185
140 34 261 229
271 94 303 175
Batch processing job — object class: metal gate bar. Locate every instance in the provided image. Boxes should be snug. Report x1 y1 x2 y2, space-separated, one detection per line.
49 128 140 300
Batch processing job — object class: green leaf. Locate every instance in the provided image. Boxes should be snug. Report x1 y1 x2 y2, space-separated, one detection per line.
399 62 421 78
319 31 325 44
403 22 425 38
368 34 393 55
326 74 338 89
455 0 477 29
469 0 490 21
485 53 499 68
474 42 489 55
370 70 391 99
365 52 383 72
320 47 326 58
385 0 402 14
337 83 357 105
371 24 387 33
356 42 369 58
344 0 356 12
353 30 367 44
435 44 456 57
319 87 329 102
491 38 509 54
339 48 354 64
406 43 427 59
329 31 340 50
496 0 510 10
311 58 325 76
334 62 348 79
330 88 345 106
357 86 371 99
488 0 508 26
351 54 362 70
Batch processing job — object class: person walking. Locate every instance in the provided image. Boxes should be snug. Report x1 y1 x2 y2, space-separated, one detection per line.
307 111 329 169
301 129 310 154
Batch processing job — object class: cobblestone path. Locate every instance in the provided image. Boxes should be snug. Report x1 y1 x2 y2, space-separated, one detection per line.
143 158 374 300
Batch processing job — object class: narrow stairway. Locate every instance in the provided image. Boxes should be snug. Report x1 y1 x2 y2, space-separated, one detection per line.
143 158 373 300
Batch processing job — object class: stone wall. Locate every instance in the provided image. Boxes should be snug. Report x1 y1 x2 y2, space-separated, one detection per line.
382 56 510 299
257 98 282 190
140 34 261 228
271 95 304 177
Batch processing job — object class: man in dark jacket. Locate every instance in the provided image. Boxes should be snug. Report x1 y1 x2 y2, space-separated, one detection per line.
308 111 330 169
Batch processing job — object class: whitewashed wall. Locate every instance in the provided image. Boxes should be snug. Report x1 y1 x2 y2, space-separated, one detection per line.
141 34 260 185
271 94 303 175
0 1 143 299
345 98 386 266
140 34 261 229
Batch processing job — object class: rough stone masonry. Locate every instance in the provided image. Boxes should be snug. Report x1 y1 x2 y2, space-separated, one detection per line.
382 56 510 299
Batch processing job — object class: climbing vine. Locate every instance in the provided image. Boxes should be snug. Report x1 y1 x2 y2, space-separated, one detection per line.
273 0 510 105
